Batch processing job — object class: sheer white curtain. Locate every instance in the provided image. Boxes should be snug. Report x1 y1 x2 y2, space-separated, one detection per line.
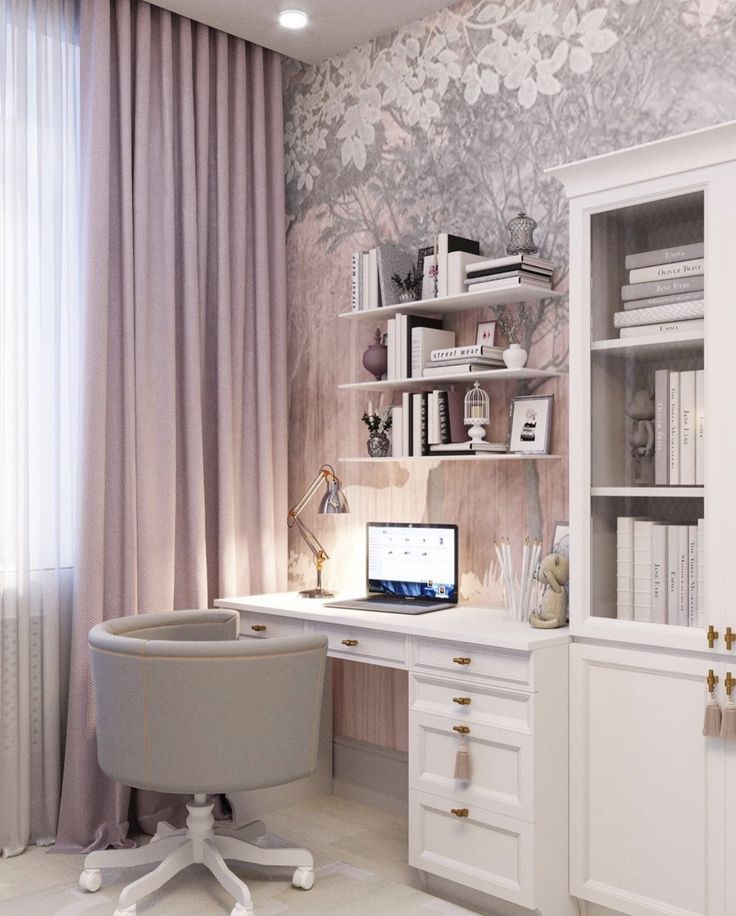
0 0 79 856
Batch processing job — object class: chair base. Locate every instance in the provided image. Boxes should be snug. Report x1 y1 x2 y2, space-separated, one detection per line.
79 795 315 916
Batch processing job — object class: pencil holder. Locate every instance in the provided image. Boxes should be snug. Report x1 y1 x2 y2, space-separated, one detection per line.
494 537 542 623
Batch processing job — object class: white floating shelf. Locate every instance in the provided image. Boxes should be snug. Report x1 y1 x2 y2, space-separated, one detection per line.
339 454 562 463
591 486 704 498
339 367 560 392
591 331 704 355
338 284 560 320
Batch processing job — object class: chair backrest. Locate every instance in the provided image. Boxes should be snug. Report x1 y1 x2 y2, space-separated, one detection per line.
88 609 327 795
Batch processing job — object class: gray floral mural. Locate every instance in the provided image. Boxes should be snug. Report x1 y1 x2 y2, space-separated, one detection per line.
282 0 736 746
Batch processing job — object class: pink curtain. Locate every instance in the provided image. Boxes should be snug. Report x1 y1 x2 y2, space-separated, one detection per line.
55 0 288 851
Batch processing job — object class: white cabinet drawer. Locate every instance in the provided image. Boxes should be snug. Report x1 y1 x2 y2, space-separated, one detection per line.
238 612 306 639
409 788 535 908
308 622 407 667
409 711 533 821
410 673 533 734
411 638 530 687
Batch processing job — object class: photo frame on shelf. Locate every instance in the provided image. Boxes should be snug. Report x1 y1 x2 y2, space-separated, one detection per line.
417 243 437 299
551 521 569 557
507 394 554 454
476 320 497 346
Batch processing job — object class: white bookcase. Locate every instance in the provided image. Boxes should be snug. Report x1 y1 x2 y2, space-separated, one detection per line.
551 122 736 916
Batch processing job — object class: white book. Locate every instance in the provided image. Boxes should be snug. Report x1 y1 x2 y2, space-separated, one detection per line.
431 344 503 360
412 392 423 456
391 405 403 457
351 252 360 311
411 328 455 379
688 525 697 627
695 369 705 486
401 392 411 456
679 370 696 485
666 525 679 625
697 517 705 629
368 247 379 308
386 318 396 380
669 372 680 485
619 318 704 338
651 524 667 625
678 525 689 626
428 391 441 445
628 257 704 284
447 251 485 296
616 517 635 620
625 242 704 270
654 369 668 485
362 251 370 309
633 520 653 622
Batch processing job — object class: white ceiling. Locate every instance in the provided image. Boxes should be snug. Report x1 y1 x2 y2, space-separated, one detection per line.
151 1 456 64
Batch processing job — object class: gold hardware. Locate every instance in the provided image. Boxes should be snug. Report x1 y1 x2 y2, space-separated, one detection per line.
453 697 471 705
726 628 736 651
726 673 735 697
707 669 719 693
341 639 358 647
707 625 719 649
452 657 471 665
250 624 267 632
453 725 470 735
450 808 469 818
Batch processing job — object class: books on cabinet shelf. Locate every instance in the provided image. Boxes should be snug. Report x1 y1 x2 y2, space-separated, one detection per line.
616 516 704 627
653 368 704 486
390 389 467 457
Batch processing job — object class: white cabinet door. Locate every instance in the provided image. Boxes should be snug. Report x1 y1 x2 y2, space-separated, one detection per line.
570 643 724 916
723 712 736 913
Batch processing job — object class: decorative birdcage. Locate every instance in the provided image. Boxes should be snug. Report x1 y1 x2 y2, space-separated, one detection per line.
464 381 490 443
506 211 538 255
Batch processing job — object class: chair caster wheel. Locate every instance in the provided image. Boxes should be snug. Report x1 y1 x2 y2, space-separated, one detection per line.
230 904 254 916
292 866 315 890
78 868 102 892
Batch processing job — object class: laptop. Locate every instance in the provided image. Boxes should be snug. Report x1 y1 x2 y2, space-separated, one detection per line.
324 522 458 614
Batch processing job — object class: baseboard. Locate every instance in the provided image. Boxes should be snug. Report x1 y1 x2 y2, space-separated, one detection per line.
332 737 408 816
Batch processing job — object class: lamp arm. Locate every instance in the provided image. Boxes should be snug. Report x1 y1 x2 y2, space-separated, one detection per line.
287 465 336 520
290 514 329 564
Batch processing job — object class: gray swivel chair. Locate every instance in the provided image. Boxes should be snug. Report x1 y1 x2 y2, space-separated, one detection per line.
78 609 327 916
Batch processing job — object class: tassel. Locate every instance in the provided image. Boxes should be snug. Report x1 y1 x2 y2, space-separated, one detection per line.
454 736 472 782
703 695 722 737
720 700 736 740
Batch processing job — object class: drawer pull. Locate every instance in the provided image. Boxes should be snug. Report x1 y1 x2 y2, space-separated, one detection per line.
453 725 470 735
341 639 359 647
250 624 267 632
450 808 469 818
453 697 471 705
452 657 471 666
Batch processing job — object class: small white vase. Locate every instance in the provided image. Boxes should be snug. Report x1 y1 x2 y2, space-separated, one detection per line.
503 343 528 369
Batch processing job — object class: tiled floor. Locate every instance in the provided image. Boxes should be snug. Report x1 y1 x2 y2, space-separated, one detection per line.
0 795 480 915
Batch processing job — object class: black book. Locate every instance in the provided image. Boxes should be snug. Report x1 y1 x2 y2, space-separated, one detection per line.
438 391 451 444
467 263 553 280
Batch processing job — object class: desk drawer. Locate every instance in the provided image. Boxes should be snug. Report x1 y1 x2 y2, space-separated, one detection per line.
410 674 532 734
411 638 530 687
238 612 306 640
409 711 533 821
409 788 534 908
309 622 407 667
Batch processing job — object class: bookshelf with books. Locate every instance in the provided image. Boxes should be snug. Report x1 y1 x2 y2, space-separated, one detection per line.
551 124 736 916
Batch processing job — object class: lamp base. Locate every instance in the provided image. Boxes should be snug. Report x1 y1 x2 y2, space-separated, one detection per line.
298 587 335 599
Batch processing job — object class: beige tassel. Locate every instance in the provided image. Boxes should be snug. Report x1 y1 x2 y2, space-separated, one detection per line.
454 736 472 782
720 700 736 740
703 696 722 737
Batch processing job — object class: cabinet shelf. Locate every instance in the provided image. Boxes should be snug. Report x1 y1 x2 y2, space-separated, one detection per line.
339 367 560 392
339 454 562 463
591 331 704 356
338 283 560 321
591 486 704 498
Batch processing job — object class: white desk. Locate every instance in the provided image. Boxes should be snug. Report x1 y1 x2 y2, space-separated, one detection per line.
215 592 574 916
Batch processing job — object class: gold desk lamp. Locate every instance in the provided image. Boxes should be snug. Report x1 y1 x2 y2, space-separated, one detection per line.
287 464 349 598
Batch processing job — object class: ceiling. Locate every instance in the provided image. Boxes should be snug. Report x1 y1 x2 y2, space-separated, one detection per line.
151 0 456 64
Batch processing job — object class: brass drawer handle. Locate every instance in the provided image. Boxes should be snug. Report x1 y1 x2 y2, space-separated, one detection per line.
450 808 469 818
453 725 470 735
726 627 736 651
707 625 719 649
453 697 471 705
250 624 267 632
452 657 471 666
341 639 358 647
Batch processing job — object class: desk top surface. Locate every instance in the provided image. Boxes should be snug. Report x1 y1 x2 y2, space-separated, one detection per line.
215 592 570 652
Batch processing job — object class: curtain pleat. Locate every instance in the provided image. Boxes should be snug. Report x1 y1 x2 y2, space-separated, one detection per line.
54 0 288 852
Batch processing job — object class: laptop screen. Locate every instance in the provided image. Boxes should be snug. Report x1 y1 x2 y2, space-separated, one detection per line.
366 523 458 601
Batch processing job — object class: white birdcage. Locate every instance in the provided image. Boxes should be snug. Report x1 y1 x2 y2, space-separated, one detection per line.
464 381 490 443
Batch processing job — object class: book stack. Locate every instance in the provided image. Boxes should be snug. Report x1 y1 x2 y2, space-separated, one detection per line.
616 516 704 627
463 254 554 294
653 368 704 485
422 344 504 378
351 244 414 311
614 242 704 338
391 390 505 457
386 317 454 380
419 234 482 300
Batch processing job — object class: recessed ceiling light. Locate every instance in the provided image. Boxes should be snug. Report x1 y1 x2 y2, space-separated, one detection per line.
279 9 308 29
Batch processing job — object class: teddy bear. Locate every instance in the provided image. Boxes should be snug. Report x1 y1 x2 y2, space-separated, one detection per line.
529 552 569 629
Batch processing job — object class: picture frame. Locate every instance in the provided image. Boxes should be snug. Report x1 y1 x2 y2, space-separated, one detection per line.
507 394 554 454
417 244 437 300
551 521 569 557
476 320 497 346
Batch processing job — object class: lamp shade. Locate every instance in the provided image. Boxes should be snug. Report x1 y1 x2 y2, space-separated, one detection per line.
318 476 349 514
